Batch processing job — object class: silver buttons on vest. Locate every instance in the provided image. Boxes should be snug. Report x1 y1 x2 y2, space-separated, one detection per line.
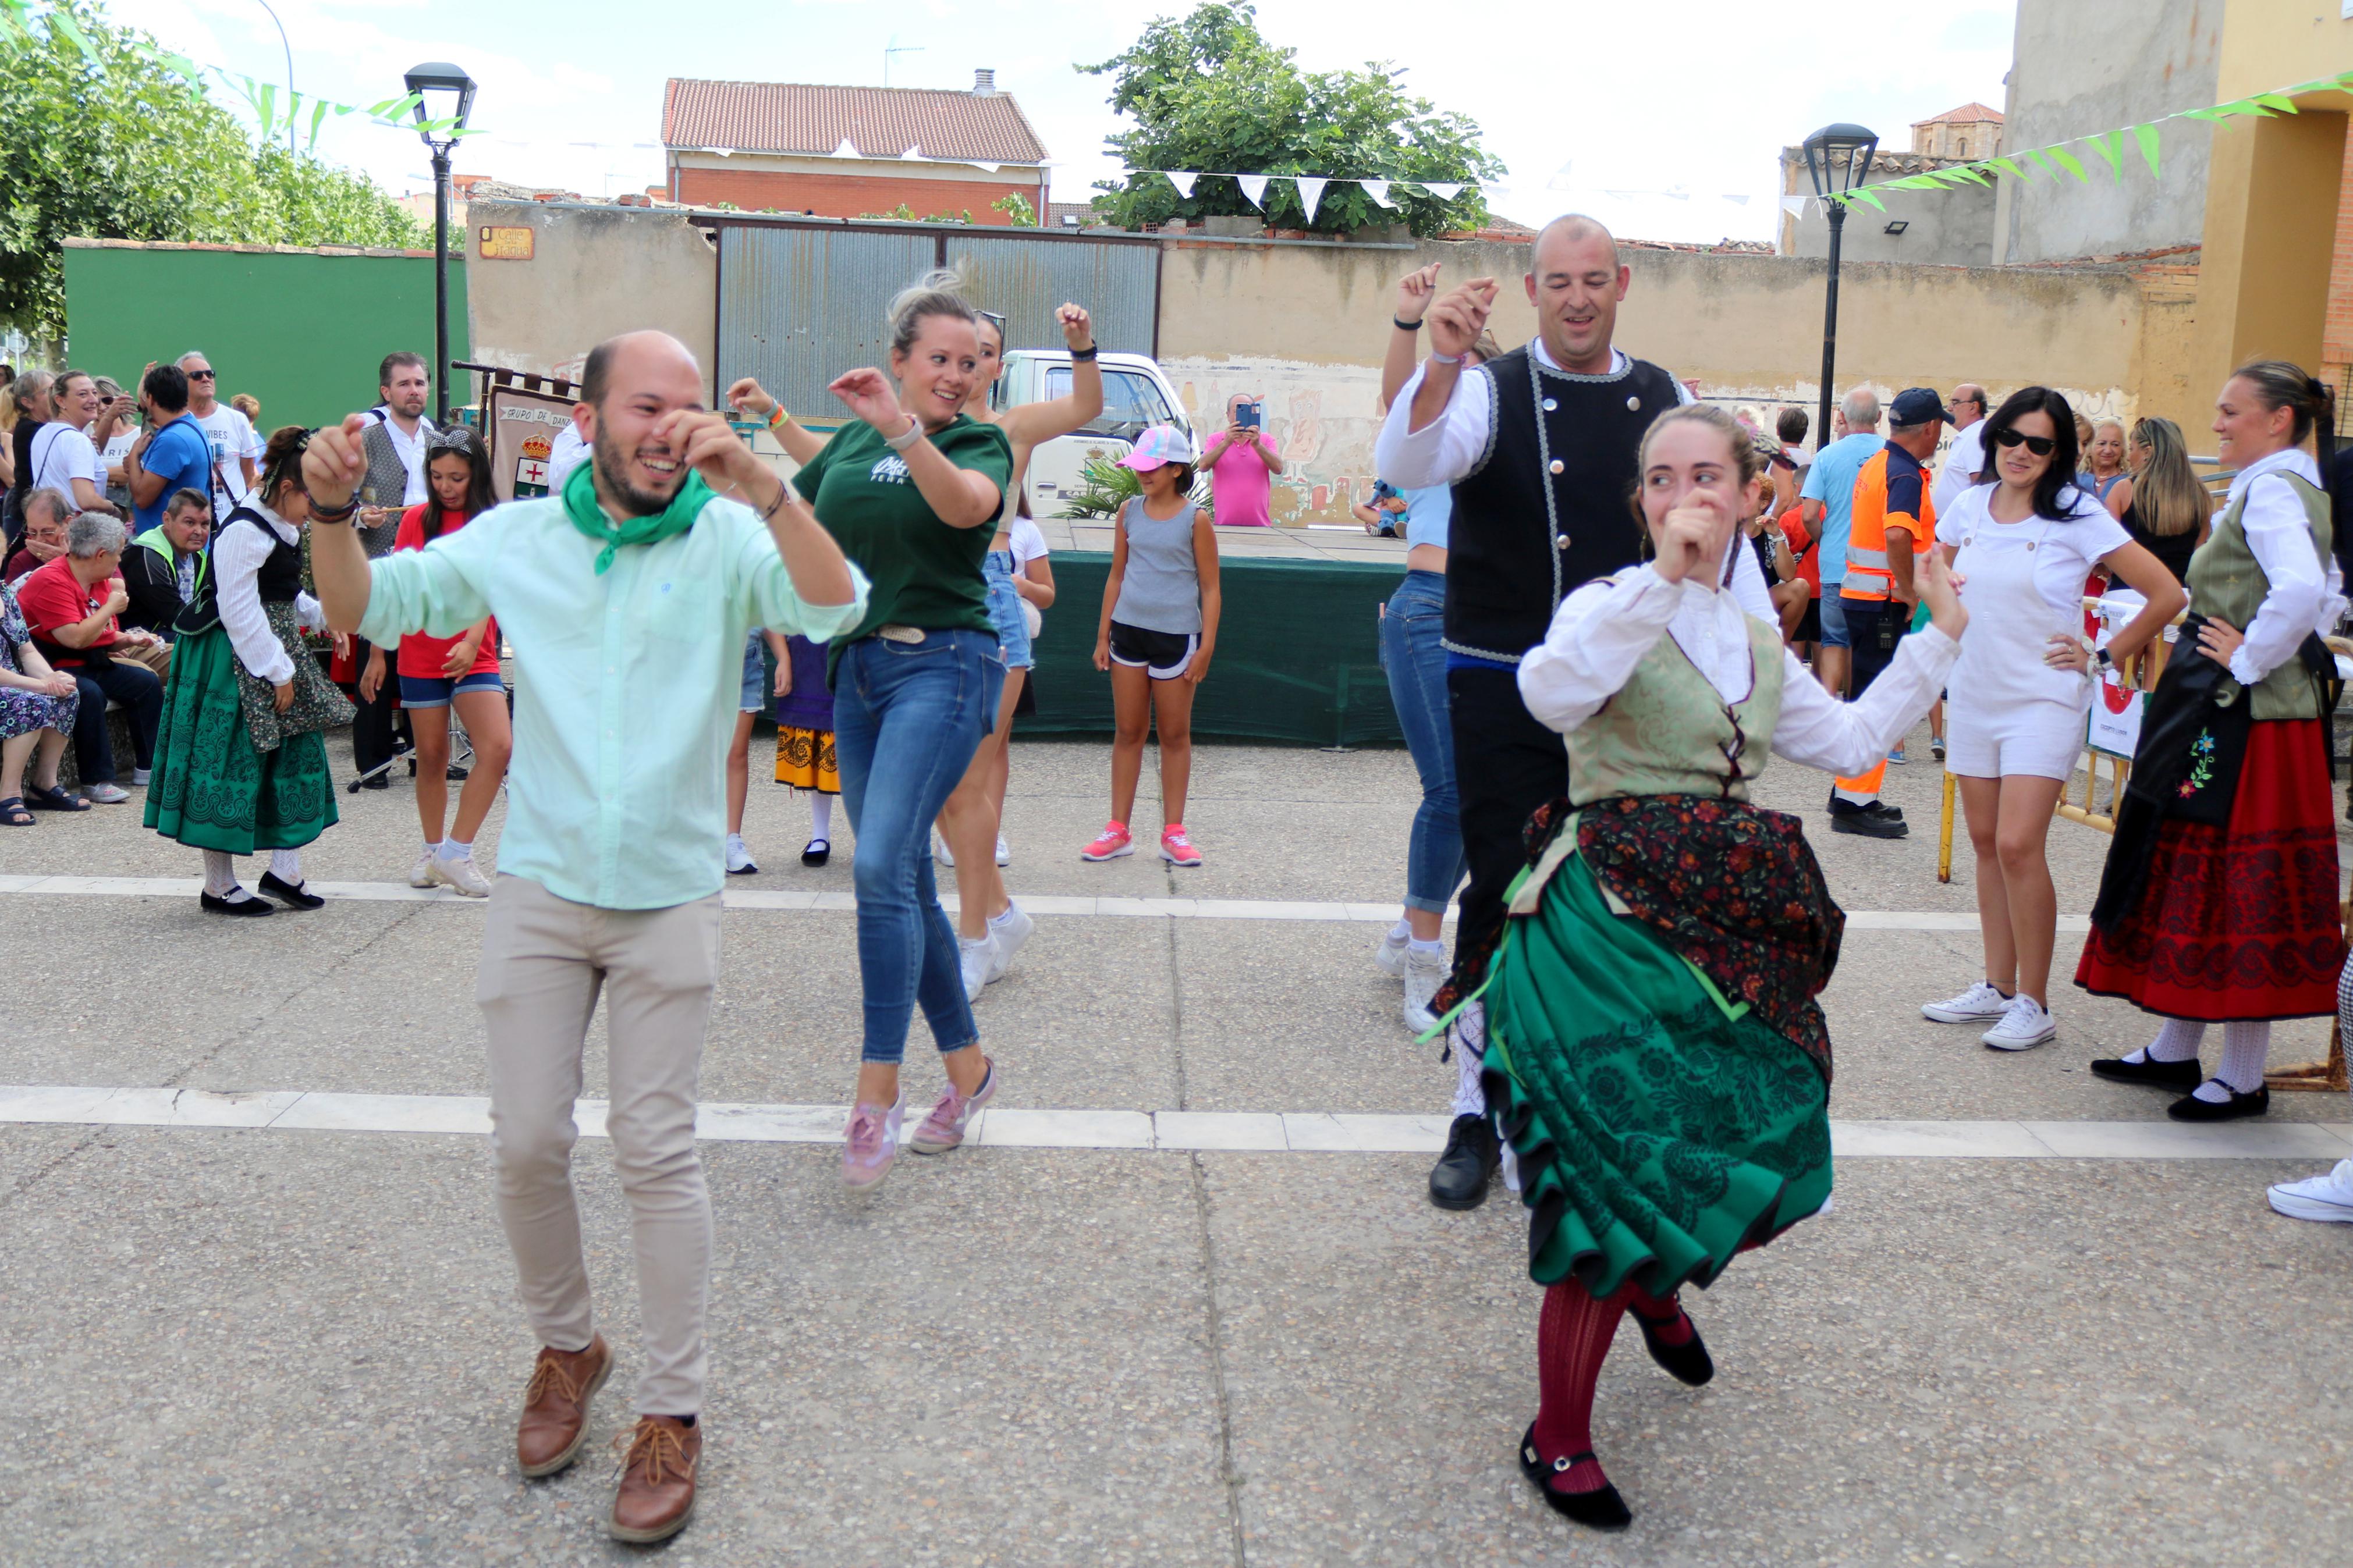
1542 397 1558 413
1557 535 1571 551
1548 459 1564 475
1627 396 1641 411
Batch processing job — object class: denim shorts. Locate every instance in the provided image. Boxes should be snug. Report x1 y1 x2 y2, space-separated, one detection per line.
983 551 1033 670
739 630 768 713
399 670 504 708
1818 590 1851 650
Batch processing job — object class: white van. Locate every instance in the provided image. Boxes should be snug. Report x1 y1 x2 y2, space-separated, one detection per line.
992 349 1188 518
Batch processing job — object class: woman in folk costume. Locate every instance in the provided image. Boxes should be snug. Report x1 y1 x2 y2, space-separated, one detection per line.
1479 404 1964 1529
2082 362 2345 1119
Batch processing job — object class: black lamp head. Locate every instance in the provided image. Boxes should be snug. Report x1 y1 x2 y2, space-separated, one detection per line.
403 61 477 141
1801 123 1880 199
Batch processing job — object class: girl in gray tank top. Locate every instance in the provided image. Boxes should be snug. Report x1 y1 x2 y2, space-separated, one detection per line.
1110 494 1205 632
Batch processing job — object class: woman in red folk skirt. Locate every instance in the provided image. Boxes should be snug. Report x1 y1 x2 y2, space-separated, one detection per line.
2080 360 2345 1119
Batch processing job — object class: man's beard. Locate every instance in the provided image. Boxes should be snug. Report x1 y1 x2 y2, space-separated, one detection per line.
591 424 679 516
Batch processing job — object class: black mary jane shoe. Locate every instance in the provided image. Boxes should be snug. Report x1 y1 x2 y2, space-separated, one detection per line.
1428 1112 1500 1211
259 871 326 911
801 838 831 868
200 890 274 917
1518 1425 1632 1531
2090 1053 2206 1090
2166 1082 2270 1122
1634 1304 1715 1386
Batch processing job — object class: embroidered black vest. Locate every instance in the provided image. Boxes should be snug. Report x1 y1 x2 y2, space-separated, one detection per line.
1444 347 1680 663
178 509 301 637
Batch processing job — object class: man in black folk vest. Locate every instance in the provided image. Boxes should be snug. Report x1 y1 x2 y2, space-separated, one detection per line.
1375 215 1780 1210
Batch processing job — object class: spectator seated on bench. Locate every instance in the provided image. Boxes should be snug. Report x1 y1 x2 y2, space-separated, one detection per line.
13 513 164 804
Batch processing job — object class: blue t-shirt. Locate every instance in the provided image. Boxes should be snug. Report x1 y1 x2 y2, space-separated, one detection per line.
134 415 216 532
1798 432 1884 586
1402 484 1452 550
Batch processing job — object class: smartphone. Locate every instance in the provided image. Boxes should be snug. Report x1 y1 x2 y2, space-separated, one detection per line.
1236 401 1262 430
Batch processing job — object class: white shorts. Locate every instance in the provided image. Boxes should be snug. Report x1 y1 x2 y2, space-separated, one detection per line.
1944 695 2086 781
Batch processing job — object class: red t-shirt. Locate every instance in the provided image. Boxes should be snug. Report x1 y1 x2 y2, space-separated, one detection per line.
1781 507 1821 597
15 556 118 667
391 504 500 680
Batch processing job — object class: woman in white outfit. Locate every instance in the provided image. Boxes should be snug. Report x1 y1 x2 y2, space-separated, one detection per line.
1921 388 2182 1050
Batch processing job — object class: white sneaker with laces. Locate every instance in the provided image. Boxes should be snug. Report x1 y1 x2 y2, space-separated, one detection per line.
984 902 1034 982
430 851 494 899
409 850 438 890
725 834 758 875
2268 1158 2353 1223
1981 994 2057 1051
935 833 954 868
994 834 1011 867
959 934 991 1004
1373 926 1410 977
1403 947 1447 1034
1922 979 2013 1024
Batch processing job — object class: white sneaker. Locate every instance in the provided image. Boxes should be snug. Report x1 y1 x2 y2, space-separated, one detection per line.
985 902 1034 982
725 834 758 875
1981 994 2057 1051
409 849 438 890
2268 1158 2353 1223
131 767 152 786
935 833 954 868
1922 979 2013 1024
995 834 1011 867
429 852 494 898
959 934 992 1004
1373 926 1410 977
1403 947 1447 1034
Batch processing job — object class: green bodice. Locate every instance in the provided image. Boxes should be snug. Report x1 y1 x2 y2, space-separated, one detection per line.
2185 472 2332 721
1568 609 1787 806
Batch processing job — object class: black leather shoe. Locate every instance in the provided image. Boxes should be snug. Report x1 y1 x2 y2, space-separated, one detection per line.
2089 1053 2205 1089
259 871 325 911
200 890 273 916
360 774 390 791
1518 1425 1631 1531
801 838 831 867
2167 1082 2270 1122
1864 800 1904 822
1830 810 1908 839
1634 1303 1714 1386
1429 1112 1500 1211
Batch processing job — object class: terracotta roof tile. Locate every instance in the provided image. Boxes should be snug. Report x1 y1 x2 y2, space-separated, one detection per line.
1915 102 2004 125
663 79 1050 165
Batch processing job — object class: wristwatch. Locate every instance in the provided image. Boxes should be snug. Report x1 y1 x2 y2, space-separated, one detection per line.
2093 646 2114 674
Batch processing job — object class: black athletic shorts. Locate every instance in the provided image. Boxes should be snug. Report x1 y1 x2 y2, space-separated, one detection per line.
1794 596 1821 645
1109 619 1199 680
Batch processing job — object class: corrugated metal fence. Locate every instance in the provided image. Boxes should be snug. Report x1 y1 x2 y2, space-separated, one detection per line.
715 219 1159 415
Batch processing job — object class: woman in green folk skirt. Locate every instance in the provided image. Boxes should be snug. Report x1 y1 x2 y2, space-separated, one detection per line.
145 425 353 915
1485 406 1968 1530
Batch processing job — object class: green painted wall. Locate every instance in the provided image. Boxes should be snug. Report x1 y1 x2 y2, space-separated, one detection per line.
61 246 469 432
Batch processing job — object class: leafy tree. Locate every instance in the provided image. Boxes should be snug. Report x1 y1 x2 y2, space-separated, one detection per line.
0 0 424 339
990 191 1038 226
1080 2 1502 236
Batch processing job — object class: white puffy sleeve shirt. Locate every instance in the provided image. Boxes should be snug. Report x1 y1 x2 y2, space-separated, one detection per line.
2221 448 2344 688
1519 550 1961 778
214 508 325 685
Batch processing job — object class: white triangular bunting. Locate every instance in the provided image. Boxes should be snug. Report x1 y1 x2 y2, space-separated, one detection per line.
1236 173 1269 208
1360 179 1391 208
1294 176 1329 221
1422 182 1462 200
1166 171 1198 198
1780 194 1811 216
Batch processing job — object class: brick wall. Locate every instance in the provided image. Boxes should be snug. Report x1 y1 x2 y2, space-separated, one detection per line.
2324 113 2353 431
673 168 1044 225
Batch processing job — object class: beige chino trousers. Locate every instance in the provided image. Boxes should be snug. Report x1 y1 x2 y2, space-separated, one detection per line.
476 874 723 1416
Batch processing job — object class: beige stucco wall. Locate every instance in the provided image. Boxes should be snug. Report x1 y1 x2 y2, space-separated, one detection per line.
464 200 719 397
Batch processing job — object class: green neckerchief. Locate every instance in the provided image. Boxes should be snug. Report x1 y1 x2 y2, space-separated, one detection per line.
560 456 714 574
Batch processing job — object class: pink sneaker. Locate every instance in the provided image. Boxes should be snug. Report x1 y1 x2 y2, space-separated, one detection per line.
909 1058 998 1155
1159 824 1202 867
842 1093 906 1192
1080 822 1134 861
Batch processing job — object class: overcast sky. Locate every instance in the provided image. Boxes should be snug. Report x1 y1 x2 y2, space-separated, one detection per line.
103 0 2017 244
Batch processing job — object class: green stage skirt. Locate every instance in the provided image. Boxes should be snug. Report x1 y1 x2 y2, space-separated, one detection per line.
1481 849 1832 1300
142 625 337 854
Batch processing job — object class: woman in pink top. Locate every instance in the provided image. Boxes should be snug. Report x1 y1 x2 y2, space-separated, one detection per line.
1199 394 1284 526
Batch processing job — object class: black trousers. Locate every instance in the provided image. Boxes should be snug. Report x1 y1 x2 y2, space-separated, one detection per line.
349 634 402 775
1446 664 1571 988
1842 598 1910 698
69 657 162 784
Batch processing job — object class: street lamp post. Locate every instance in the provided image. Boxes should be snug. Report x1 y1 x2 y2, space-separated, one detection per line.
403 62 477 426
1801 123 1879 455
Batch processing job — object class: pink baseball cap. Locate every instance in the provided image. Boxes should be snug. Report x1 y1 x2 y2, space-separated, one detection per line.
1116 424 1197 471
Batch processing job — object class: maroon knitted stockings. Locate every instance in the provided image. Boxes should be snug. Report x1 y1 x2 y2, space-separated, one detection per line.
1530 1279 1635 1494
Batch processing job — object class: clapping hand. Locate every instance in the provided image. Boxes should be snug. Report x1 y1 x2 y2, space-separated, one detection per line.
1918 547 1969 641
828 368 909 436
1425 278 1497 361
1394 263 1442 324
1056 303 1094 351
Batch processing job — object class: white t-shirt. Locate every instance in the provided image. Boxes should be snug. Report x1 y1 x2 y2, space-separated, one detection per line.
1932 421 1989 516
1938 484 2129 710
546 423 589 488
1007 515 1049 564
29 424 101 509
98 427 136 481
191 406 262 514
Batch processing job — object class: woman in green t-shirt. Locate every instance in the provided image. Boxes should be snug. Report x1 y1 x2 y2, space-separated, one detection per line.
787 271 1014 1193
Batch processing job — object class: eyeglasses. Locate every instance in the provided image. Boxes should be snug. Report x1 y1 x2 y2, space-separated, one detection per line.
187 369 217 381
1992 428 2056 457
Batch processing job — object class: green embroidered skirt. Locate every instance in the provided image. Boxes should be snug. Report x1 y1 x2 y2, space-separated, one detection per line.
1482 849 1832 1300
143 624 338 854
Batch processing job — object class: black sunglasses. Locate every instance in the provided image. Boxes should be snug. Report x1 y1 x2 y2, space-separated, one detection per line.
1992 427 2057 458
187 369 217 381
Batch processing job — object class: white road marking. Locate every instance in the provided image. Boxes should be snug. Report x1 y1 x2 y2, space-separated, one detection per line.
0 874 2076 931
1 1085 2341 1160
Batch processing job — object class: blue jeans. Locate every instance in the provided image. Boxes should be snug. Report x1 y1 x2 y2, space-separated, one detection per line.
1818 589 1850 649
832 630 1004 1065
1379 571 1464 915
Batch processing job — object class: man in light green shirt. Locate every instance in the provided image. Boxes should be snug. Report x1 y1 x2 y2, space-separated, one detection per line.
304 330 866 1546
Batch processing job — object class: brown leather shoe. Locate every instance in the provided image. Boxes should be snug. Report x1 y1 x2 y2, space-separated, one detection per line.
516 1335 612 1479
609 1414 701 1544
